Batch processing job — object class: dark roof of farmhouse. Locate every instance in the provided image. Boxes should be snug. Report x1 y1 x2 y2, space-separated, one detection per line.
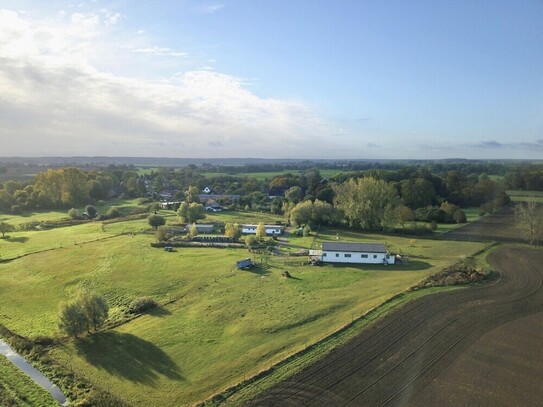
322 242 387 253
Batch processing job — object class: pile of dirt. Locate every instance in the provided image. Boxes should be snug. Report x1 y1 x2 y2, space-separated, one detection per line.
414 262 487 289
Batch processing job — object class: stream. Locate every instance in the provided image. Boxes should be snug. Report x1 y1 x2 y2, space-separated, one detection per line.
0 339 68 405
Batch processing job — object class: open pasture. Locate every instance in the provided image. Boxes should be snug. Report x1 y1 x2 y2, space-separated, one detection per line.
0 355 57 407
0 219 488 405
507 189 543 203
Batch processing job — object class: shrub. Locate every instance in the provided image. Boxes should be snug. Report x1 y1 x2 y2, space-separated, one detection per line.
85 205 98 219
68 208 80 220
106 207 122 219
128 297 158 314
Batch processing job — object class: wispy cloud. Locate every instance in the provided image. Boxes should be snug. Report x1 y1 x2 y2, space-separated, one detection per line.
132 46 187 57
195 4 225 14
470 140 543 150
0 8 335 157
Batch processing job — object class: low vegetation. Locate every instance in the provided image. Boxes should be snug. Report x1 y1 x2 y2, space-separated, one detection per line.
0 355 57 407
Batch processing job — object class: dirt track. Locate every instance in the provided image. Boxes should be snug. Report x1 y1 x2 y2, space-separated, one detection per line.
246 245 543 407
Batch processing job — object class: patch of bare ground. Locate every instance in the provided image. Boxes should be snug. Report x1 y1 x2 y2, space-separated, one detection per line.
443 205 542 243
245 245 543 407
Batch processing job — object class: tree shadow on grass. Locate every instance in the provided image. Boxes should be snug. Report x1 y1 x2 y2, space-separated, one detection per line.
246 264 271 276
74 331 183 384
147 307 172 317
3 236 29 243
329 260 432 272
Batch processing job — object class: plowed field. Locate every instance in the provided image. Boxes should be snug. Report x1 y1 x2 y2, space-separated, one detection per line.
247 245 543 407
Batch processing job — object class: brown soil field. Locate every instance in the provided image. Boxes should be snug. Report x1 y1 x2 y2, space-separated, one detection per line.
443 205 542 243
246 245 543 407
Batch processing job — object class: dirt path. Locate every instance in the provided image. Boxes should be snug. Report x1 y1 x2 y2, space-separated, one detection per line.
246 245 543 406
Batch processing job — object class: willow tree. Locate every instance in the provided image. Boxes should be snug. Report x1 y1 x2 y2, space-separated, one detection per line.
515 201 541 246
333 177 399 231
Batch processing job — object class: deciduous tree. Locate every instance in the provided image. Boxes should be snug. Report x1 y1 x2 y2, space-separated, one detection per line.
78 290 109 332
515 201 541 246
333 177 399 231
148 214 165 229
0 221 15 238
256 222 267 239
58 301 87 338
224 223 242 240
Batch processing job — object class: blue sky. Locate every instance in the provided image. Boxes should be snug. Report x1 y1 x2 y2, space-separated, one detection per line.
1 0 542 159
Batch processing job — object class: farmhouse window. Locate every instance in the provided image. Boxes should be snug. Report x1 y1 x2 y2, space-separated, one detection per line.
373 255 377 258
335 253 339 257
344 254 351 258
323 253 327 257
361 254 368 258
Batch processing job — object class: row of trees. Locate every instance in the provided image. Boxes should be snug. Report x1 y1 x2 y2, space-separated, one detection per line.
0 167 145 212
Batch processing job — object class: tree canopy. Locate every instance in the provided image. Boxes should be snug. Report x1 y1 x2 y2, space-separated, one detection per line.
333 177 399 231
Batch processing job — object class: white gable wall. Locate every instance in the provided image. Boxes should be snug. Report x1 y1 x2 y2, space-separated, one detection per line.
322 250 395 264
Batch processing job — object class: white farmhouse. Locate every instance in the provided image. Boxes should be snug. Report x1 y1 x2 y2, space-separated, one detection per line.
320 242 395 265
241 224 284 235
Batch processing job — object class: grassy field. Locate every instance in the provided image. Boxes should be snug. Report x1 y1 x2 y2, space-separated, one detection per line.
0 213 489 406
0 198 147 228
507 190 543 203
0 355 57 406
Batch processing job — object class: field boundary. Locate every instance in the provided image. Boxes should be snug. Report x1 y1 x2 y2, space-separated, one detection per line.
0 233 127 264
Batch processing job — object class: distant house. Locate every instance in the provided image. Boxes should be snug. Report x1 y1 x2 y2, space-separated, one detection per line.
159 201 182 210
268 186 289 199
158 189 179 201
319 242 395 265
204 200 223 212
202 186 215 194
241 224 284 235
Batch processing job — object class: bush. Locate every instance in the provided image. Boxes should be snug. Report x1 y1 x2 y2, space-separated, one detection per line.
128 297 158 314
106 207 122 219
68 208 80 220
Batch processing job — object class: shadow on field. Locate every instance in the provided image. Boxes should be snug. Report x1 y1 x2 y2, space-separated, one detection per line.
75 331 183 384
328 260 432 271
2 236 29 243
147 307 172 317
246 264 271 276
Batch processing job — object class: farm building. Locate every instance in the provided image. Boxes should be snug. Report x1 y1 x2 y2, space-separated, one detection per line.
241 224 284 235
319 242 395 265
236 258 253 269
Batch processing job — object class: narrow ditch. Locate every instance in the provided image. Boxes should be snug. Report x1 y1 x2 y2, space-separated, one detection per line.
0 339 68 406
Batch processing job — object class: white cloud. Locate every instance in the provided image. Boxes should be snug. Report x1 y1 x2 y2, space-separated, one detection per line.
195 4 225 14
0 8 337 158
131 46 187 57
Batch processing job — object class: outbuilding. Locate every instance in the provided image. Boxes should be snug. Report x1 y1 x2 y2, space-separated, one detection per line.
241 224 284 235
236 258 253 269
320 242 395 265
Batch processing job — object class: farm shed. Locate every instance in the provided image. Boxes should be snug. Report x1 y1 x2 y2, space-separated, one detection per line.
321 242 395 265
241 224 284 235
236 258 253 269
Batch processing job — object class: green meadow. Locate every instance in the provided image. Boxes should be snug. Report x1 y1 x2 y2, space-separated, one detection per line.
0 209 489 405
507 190 543 203
0 355 57 407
